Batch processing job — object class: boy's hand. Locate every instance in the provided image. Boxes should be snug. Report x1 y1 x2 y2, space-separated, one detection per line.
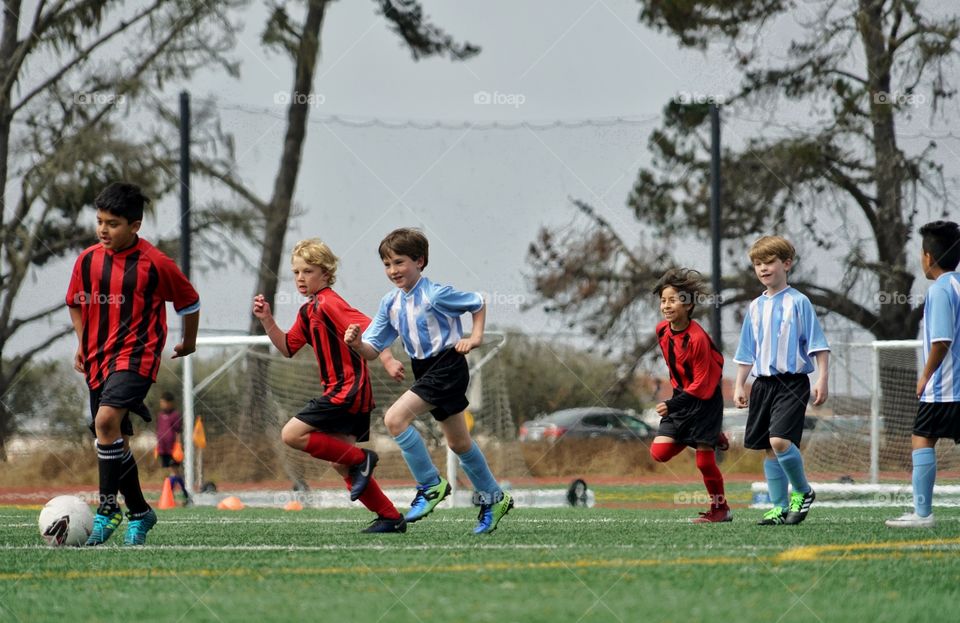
73 348 85 374
344 324 361 348
172 342 196 359
384 359 405 382
917 375 930 398
252 294 271 319
733 386 748 408
812 376 829 406
655 402 668 417
454 335 482 354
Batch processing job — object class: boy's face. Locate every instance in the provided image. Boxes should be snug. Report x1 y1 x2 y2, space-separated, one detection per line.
291 256 330 297
752 256 792 291
659 286 692 327
382 251 423 292
96 209 140 251
921 246 937 279
159 399 173 411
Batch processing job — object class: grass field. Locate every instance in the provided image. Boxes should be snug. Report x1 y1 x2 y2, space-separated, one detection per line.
2 483 958 622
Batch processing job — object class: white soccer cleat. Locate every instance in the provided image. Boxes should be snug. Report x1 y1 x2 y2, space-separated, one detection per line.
885 512 935 528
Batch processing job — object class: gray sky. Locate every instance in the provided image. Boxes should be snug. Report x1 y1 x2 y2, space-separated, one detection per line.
13 0 960 363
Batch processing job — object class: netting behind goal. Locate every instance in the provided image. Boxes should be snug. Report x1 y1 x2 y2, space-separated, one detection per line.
181 334 522 492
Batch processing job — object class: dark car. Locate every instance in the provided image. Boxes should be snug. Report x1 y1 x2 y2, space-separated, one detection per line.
519 408 655 443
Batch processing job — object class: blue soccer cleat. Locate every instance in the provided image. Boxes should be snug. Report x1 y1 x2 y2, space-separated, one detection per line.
473 491 514 535
123 508 157 546
404 477 451 522
85 509 123 546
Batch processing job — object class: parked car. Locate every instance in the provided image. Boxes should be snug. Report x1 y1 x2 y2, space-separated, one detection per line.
519 408 655 443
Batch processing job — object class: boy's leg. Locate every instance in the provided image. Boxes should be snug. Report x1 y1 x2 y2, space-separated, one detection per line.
911 436 937 518
694 447 729 517
385 391 442 486
333 464 405 533
88 405 127 546
773 438 816 525
650 435 685 463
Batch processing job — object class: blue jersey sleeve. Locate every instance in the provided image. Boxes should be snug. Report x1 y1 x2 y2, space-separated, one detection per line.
429 283 484 316
733 310 756 365
361 294 399 353
799 297 830 354
926 284 955 343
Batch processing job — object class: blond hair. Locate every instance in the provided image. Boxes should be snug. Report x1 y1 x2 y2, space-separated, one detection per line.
291 238 339 285
748 235 796 264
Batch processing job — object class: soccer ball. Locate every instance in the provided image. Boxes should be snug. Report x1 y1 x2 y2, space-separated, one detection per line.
38 495 94 547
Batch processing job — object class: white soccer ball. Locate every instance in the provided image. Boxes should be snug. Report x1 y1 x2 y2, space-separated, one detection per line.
38 495 94 547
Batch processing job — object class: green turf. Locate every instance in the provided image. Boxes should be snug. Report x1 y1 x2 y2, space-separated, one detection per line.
3 484 958 622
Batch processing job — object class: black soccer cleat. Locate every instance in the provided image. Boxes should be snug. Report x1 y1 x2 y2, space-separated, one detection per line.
362 515 407 534
784 489 816 525
348 449 379 501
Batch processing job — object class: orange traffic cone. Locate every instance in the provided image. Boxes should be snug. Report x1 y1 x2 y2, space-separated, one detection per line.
217 495 244 511
158 477 176 510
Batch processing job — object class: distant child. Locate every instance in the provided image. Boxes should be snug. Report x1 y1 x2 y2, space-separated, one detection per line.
344 228 514 534
66 182 200 545
887 220 960 528
651 268 731 523
733 236 829 526
156 392 191 505
253 239 408 533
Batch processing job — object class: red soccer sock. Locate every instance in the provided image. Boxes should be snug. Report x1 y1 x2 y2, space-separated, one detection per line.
343 475 401 520
304 431 365 465
650 441 685 463
696 449 727 509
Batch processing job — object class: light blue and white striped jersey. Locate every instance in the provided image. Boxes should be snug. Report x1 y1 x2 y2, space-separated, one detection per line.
921 272 960 403
734 286 830 377
362 276 484 360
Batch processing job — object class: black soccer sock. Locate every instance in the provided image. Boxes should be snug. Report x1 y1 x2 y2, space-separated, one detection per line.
118 449 150 516
96 439 125 515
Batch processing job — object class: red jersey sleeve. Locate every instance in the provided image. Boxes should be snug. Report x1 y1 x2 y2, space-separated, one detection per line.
65 253 86 308
152 250 200 314
683 331 723 400
285 304 311 356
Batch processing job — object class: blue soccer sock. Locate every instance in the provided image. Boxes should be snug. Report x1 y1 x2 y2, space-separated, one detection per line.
775 443 811 495
912 447 936 518
393 426 440 487
763 457 789 509
457 441 501 503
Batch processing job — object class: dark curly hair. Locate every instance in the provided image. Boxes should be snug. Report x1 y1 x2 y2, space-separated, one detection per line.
652 268 708 315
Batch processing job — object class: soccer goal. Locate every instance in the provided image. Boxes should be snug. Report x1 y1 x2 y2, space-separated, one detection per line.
750 339 960 507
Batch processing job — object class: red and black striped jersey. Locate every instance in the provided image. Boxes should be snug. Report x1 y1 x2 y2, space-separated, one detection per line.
285 288 374 413
656 319 723 401
66 237 200 390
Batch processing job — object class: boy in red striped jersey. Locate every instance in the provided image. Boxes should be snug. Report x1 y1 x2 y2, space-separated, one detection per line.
66 182 200 545
651 268 731 523
253 239 408 533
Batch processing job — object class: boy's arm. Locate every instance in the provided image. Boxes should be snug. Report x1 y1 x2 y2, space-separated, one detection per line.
733 364 752 408
172 310 199 359
252 294 291 357
455 302 486 354
378 349 405 382
69 306 85 374
917 342 950 398
345 324 382 360
812 350 830 405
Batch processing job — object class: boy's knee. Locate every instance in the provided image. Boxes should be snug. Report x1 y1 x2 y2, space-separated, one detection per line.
770 437 792 454
448 437 472 455
383 408 410 437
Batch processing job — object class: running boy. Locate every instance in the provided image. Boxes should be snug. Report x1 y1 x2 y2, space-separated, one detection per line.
67 182 200 545
733 235 830 526
253 238 408 533
156 391 191 505
887 220 960 528
651 268 731 523
344 228 514 534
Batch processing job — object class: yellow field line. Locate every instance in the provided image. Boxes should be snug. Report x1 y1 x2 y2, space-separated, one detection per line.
2 539 957 582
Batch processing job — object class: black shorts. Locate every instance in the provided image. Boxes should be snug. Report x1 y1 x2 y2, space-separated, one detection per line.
657 386 724 448
914 402 960 443
410 348 470 421
88 371 153 437
744 373 810 450
294 396 371 442
158 454 180 468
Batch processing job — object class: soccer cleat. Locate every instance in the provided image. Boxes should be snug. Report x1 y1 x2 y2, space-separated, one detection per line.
784 489 816 525
85 509 123 546
348 449 379 501
123 508 158 546
757 506 787 526
692 507 733 524
362 515 407 534
885 512 936 528
473 491 514 534
404 477 451 522
716 432 730 452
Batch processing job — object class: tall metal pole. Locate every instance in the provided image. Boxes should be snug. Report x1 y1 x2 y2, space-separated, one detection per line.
179 90 196 491
709 104 722 348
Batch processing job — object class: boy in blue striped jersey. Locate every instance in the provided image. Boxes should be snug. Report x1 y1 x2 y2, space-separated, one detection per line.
733 236 830 526
887 220 960 529
345 228 513 534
